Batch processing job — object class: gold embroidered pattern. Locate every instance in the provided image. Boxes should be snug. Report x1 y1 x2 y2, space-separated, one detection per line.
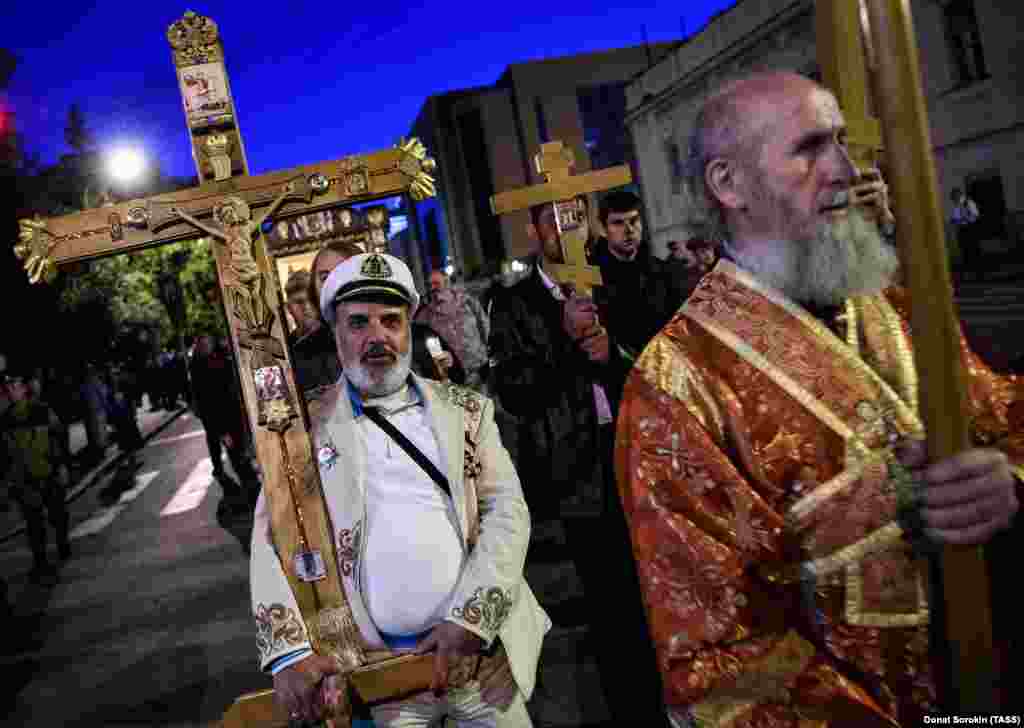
787 456 872 524
713 262 923 441
690 630 815 727
804 522 905 580
464 432 483 481
685 264 930 629
451 587 514 634
255 602 307 660
338 520 362 578
317 605 366 672
845 554 930 627
638 336 727 444
684 310 856 445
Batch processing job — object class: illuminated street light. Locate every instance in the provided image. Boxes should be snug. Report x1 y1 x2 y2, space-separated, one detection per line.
107 147 146 183
444 264 455 276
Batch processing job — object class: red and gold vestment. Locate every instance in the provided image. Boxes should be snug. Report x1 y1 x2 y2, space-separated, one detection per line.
615 260 1024 727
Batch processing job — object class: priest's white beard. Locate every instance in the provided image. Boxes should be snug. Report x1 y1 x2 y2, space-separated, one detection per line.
725 203 900 306
343 346 413 398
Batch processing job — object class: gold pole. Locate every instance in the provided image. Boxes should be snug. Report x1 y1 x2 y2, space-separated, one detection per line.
863 0 996 711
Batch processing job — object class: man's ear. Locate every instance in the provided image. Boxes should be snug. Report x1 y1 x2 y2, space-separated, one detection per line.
526 223 539 242
705 158 746 212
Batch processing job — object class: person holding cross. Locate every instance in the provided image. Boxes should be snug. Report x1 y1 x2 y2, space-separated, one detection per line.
615 70 1022 727
251 252 548 727
488 194 671 728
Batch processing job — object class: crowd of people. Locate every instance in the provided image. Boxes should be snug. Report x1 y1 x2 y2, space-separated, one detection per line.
254 69 1022 728
1 68 1020 728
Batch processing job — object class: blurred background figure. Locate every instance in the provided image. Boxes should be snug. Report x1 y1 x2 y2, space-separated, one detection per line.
414 268 488 391
283 269 319 344
104 364 143 471
189 335 259 514
686 237 718 274
78 362 109 468
291 241 363 397
0 365 72 586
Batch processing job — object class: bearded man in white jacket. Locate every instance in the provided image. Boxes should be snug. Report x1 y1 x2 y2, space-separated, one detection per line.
249 252 550 727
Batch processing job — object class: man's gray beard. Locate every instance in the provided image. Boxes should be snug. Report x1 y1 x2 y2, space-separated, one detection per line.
342 346 413 398
725 205 900 306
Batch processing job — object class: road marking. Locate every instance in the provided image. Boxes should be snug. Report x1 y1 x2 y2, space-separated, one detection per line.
146 429 206 448
160 458 214 517
69 471 160 540
117 471 160 503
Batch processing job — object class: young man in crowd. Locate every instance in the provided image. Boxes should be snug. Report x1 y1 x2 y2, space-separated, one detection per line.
488 198 670 728
589 189 702 359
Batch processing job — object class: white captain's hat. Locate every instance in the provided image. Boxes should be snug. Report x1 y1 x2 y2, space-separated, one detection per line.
319 252 421 326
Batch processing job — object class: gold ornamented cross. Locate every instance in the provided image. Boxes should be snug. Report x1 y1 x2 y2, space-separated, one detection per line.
490 141 632 297
11 13 439 728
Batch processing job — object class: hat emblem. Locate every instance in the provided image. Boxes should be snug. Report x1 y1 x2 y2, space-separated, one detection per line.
360 254 393 280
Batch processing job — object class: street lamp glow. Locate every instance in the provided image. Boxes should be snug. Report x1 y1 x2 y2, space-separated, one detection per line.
444 264 455 276
108 147 146 183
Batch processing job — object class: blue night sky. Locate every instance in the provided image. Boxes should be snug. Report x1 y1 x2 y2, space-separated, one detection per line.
3 1 735 180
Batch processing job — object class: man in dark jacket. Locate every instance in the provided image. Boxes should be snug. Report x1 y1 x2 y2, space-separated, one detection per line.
0 366 71 585
488 199 669 728
591 190 703 360
189 335 259 511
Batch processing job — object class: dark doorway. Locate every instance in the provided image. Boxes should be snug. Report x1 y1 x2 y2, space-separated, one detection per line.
967 172 1008 256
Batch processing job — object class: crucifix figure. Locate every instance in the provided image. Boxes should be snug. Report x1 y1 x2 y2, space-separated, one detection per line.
170 181 295 335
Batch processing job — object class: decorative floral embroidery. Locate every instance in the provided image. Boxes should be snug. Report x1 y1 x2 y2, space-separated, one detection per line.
451 586 514 634
435 382 481 413
464 432 483 481
317 438 340 471
338 520 362 578
255 602 307 660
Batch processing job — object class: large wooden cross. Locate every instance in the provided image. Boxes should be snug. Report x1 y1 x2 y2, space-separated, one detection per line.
816 0 995 712
13 11 437 727
489 140 632 297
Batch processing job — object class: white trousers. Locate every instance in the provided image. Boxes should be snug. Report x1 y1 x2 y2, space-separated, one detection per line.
369 650 531 728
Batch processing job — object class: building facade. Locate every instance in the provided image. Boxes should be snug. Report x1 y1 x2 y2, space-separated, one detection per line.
410 42 677 280
624 0 1024 261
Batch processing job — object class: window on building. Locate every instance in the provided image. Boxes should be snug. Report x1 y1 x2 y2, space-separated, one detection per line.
417 200 446 274
576 82 631 171
457 109 505 265
666 140 684 194
943 0 988 86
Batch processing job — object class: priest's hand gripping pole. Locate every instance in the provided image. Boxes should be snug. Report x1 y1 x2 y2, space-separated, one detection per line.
817 0 997 712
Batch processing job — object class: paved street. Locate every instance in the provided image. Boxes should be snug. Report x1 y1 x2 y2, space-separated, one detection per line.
0 409 612 727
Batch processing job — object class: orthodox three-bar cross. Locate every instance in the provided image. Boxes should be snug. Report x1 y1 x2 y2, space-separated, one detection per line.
817 0 995 712
489 141 632 297
13 11 436 727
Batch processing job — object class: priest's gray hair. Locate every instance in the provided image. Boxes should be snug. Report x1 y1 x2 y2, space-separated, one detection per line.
681 70 816 245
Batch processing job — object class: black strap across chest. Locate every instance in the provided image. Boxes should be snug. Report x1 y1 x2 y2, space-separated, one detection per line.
361 406 453 501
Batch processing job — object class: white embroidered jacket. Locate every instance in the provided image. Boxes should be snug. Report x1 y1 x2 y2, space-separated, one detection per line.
249 375 551 699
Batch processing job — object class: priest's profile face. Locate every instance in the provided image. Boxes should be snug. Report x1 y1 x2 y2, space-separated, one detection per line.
721 74 898 305
334 300 413 397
